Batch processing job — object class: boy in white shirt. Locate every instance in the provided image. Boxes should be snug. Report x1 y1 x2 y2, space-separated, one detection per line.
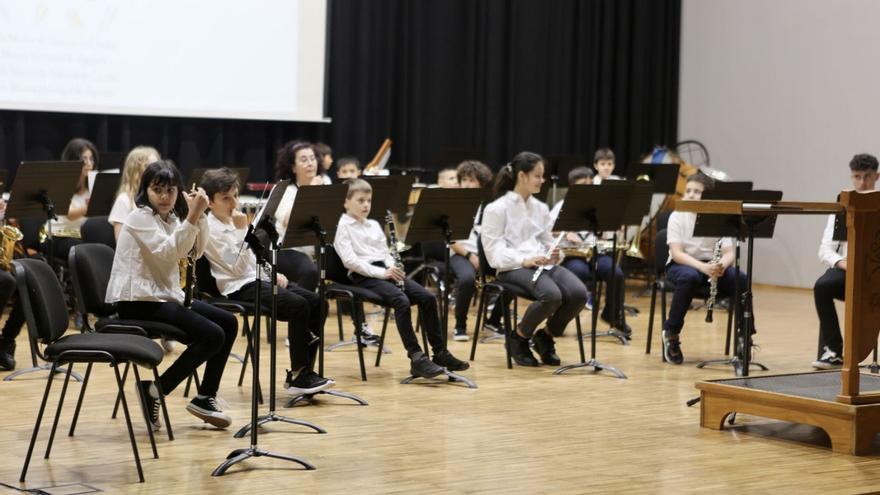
812 153 878 369
334 179 470 378
661 173 745 365
592 148 621 184
200 168 334 395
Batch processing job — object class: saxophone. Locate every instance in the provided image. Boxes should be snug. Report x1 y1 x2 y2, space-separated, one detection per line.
705 239 723 323
0 223 23 272
385 210 405 290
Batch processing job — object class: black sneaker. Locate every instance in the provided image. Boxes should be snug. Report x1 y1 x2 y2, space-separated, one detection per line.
284 369 335 396
409 351 446 378
507 332 539 367
186 396 232 429
137 380 161 432
662 330 683 365
0 339 15 371
812 346 843 370
358 324 380 344
601 314 632 339
531 330 561 366
452 328 470 342
433 349 470 371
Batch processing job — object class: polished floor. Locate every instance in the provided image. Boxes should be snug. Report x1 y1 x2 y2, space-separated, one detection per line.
1 284 878 494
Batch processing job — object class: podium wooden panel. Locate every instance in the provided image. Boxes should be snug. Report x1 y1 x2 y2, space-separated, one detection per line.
680 193 880 455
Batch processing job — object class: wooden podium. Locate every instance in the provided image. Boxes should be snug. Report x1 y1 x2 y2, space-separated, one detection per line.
679 192 880 455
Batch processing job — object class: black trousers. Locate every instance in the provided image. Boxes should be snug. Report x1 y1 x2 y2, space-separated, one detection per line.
350 274 443 356
277 249 319 292
449 254 477 330
496 266 588 338
0 269 25 342
117 300 238 397
814 267 845 355
229 280 325 372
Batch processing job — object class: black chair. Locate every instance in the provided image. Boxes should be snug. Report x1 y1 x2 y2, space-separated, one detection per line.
81 216 116 249
16 258 164 483
644 229 734 358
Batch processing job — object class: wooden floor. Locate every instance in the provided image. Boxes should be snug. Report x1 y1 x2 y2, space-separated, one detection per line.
2 284 880 494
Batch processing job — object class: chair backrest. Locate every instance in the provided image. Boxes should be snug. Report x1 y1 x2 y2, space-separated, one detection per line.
325 245 354 284
195 256 223 297
68 243 117 318
81 216 117 249
476 235 496 279
655 228 669 276
13 259 70 344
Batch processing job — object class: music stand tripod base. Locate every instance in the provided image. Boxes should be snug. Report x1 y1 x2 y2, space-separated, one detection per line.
285 389 370 408
553 359 627 379
212 447 316 476
695 356 769 377
593 329 630 346
400 370 478 389
233 412 326 438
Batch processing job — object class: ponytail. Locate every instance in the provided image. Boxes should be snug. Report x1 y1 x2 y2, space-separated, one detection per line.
492 151 544 198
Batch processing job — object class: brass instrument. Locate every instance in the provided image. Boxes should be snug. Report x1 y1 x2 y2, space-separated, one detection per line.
38 226 82 244
385 210 405 290
705 239 723 323
0 223 23 271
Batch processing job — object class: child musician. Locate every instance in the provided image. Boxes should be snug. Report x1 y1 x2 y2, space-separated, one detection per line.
334 179 470 378
336 157 362 180
107 160 237 429
481 152 588 367
200 168 335 395
592 148 620 184
47 138 97 259
661 172 746 365
108 146 161 240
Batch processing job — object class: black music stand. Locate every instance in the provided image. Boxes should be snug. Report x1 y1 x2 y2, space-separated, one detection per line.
99 151 127 172
85 172 121 217
214 180 319 477
364 175 415 222
712 181 754 193
551 184 633 379
280 184 368 406
189 167 250 191
402 188 481 388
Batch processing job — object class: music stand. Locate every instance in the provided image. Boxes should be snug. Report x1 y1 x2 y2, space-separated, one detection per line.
280 184 368 406
364 175 415 222
712 181 753 193
190 167 250 191
551 184 634 379
85 172 121 217
99 151 127 172
400 188 480 388
626 163 681 194
214 179 319 477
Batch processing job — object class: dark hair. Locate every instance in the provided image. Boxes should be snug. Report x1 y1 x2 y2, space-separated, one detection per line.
492 151 544 198
200 167 241 200
61 138 100 168
593 148 615 164
135 160 188 218
275 140 316 181
850 153 879 172
568 166 595 184
685 171 715 191
337 156 361 169
456 160 493 186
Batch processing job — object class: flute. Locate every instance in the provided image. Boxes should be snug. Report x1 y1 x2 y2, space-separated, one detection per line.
531 231 566 285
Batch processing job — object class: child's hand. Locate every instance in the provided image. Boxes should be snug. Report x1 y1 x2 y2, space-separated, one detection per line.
310 176 325 186
548 248 561 265
384 267 405 282
276 273 289 288
232 210 248 230
185 188 209 216
522 256 549 268
469 253 479 270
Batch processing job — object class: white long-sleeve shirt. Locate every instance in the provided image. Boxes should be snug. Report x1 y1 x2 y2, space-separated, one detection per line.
818 214 846 269
334 213 395 279
48 191 89 235
665 210 733 265
481 191 554 273
451 206 482 255
274 184 316 256
204 213 268 296
108 193 134 226
106 206 209 305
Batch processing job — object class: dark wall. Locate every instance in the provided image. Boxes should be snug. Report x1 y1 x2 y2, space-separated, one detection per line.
0 0 680 183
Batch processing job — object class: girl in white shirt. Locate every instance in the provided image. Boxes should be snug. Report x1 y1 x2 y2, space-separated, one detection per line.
45 138 96 260
481 152 588 367
107 160 237 430
108 146 160 240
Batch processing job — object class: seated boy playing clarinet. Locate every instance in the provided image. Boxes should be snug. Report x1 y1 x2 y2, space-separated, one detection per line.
334 179 471 378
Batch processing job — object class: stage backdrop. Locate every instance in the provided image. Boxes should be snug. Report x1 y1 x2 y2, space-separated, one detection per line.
0 0 680 183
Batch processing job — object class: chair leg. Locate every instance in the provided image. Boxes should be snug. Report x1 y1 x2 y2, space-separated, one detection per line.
44 364 74 460
112 361 131 418
503 292 513 369
724 297 734 356
69 362 93 437
470 290 487 361
131 365 158 459
21 362 58 482
353 301 367 381
153 368 174 441
375 307 391 367
646 283 658 354
184 369 201 398
238 314 252 386
660 290 668 362
336 301 345 341
113 363 145 482
512 296 518 333
418 307 429 355
575 312 586 363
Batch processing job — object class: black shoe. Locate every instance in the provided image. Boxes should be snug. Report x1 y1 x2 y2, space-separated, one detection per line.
531 331 561 366
186 396 232 429
0 339 15 371
506 333 539 367
433 349 470 371
284 369 334 396
410 351 446 378
661 330 683 365
601 314 632 339
137 380 161 431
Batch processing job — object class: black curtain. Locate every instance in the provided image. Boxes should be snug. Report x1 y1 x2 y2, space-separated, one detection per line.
0 0 680 183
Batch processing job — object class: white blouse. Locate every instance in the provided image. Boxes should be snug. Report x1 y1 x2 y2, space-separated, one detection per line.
204 213 268 296
108 193 134 225
48 190 89 234
106 206 209 305
334 213 394 279
481 191 555 273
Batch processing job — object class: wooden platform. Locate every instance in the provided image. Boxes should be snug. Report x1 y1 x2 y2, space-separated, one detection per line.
3 285 880 494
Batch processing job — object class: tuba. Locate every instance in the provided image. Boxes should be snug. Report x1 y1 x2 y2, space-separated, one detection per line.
0 223 24 271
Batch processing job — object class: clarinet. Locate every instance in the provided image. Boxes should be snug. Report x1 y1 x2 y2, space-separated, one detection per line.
705 239 723 323
531 231 566 285
181 182 199 308
385 210 405 290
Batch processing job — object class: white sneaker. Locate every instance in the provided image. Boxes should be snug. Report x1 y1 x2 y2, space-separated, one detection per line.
285 337 289 348
453 328 469 342
812 346 843 370
160 338 175 353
